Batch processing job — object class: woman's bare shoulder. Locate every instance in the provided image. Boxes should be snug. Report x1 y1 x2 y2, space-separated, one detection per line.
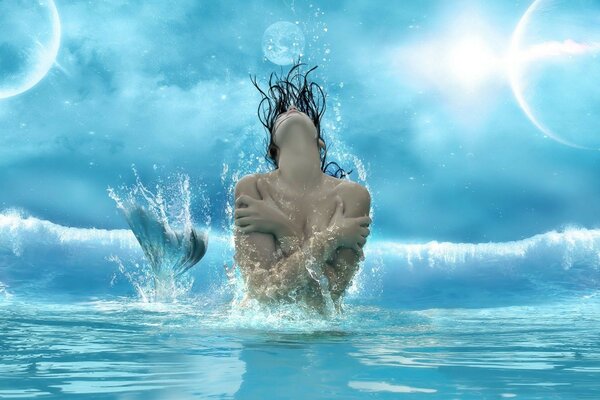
236 172 266 182
328 176 369 194
331 178 371 210
235 172 271 195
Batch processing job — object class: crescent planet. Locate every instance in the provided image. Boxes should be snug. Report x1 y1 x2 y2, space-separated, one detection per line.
0 0 61 99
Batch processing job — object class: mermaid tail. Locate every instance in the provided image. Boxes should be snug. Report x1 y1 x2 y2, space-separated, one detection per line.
121 205 208 277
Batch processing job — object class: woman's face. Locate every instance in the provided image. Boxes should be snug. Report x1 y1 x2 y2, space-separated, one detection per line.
273 105 318 147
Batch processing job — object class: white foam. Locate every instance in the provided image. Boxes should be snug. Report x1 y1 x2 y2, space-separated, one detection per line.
0 208 138 256
2 209 600 291
0 208 227 257
372 226 600 270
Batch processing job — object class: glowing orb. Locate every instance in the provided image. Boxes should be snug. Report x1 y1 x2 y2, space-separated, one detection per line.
262 21 305 66
509 0 600 149
0 0 61 100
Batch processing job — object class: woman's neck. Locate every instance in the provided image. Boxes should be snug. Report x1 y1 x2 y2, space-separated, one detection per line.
276 150 324 192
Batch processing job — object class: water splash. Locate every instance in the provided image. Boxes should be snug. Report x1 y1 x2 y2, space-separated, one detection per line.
222 296 347 332
221 264 348 330
107 166 210 302
107 254 195 303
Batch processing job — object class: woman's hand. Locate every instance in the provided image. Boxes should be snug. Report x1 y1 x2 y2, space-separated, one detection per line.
234 177 296 239
326 195 371 253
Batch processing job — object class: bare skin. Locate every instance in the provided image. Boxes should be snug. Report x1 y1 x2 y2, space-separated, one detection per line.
233 105 372 312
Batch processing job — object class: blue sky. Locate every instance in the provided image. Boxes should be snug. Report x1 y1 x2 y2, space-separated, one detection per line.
1 0 599 243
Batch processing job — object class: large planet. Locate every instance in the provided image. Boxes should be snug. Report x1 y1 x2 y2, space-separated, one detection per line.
0 0 61 100
262 21 305 65
509 0 600 150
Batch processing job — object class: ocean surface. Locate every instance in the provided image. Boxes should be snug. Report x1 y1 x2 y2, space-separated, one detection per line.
2 209 600 399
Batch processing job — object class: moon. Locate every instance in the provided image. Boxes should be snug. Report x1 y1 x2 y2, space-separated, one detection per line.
262 21 305 66
0 0 61 100
508 0 600 150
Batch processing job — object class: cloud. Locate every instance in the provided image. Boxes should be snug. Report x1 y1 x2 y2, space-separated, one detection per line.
1 0 599 243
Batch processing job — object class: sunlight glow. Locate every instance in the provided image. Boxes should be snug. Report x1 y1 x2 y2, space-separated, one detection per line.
389 10 504 99
447 37 497 89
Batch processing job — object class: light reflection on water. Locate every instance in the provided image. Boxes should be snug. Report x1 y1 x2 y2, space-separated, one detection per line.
1 293 600 399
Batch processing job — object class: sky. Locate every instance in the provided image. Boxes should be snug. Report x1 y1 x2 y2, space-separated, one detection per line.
1 0 599 244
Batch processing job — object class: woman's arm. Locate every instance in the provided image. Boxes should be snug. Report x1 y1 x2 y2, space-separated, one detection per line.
272 219 304 257
233 175 371 304
323 182 372 305
236 227 341 301
233 175 339 301
234 175 303 257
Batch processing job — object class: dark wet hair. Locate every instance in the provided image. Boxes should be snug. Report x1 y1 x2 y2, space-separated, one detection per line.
249 57 353 179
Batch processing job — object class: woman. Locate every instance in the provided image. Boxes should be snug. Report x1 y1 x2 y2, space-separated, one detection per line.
233 59 372 312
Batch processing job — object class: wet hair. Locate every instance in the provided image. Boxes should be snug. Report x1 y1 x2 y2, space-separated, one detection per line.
249 57 353 179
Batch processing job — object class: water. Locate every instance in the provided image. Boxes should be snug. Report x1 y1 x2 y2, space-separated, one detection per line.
1 294 600 399
2 0 599 397
106 168 209 303
2 204 600 398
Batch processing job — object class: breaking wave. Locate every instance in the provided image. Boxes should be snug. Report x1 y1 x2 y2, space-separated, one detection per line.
1 209 599 307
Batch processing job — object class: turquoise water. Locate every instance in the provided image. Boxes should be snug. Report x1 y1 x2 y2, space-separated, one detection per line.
1 294 599 399
2 211 600 399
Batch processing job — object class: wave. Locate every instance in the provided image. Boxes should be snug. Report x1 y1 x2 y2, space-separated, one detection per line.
369 227 600 307
1 209 599 306
374 227 600 268
0 208 138 255
0 208 225 253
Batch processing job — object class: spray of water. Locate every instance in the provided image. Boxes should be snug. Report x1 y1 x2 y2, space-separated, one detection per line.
107 166 210 302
